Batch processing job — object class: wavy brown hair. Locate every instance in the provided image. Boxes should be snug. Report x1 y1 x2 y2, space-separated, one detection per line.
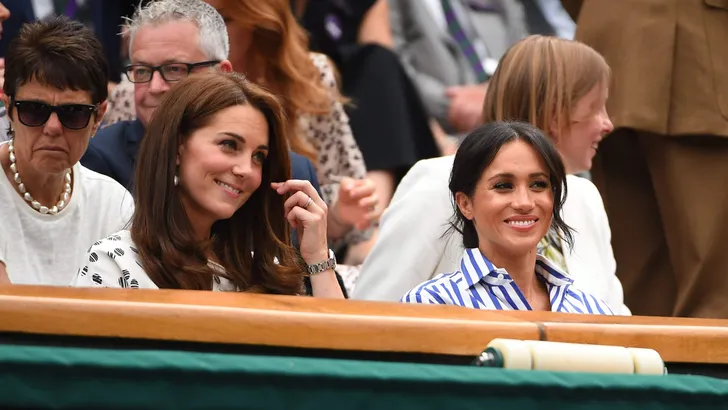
212 0 338 164
482 35 610 144
132 70 304 294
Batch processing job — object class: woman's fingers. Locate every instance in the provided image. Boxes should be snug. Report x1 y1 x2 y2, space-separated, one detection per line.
282 191 310 217
358 194 378 209
351 184 376 200
272 180 326 211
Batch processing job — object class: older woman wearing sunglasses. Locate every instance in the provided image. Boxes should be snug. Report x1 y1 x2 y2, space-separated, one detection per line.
0 16 133 286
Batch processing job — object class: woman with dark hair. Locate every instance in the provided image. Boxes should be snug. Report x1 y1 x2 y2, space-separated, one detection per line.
72 71 343 298
0 16 132 286
402 121 613 314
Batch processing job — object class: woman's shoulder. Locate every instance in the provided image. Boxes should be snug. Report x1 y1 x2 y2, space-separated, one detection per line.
565 174 604 204
563 175 608 221
74 230 152 289
87 230 136 257
401 270 464 302
308 52 331 72
307 52 337 87
76 163 134 221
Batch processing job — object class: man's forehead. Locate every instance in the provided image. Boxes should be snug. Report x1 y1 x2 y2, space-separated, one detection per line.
130 20 205 63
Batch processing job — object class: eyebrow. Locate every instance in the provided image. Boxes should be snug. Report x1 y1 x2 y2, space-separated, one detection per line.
133 59 190 66
17 98 92 106
487 172 549 181
220 132 269 150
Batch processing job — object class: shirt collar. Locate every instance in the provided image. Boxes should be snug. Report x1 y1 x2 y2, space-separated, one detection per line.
458 248 574 290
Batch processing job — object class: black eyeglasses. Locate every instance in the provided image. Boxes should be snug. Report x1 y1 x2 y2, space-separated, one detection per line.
123 60 221 83
12 100 99 130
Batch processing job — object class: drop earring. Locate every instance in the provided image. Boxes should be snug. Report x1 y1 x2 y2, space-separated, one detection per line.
173 175 179 186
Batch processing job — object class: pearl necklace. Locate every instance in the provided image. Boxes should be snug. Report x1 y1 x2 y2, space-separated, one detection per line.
8 138 72 215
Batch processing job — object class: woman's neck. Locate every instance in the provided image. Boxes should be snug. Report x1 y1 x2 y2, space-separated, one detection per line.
1 143 69 206
479 244 542 302
190 218 213 244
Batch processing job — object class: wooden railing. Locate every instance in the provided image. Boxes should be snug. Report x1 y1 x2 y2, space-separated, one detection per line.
1 285 727 364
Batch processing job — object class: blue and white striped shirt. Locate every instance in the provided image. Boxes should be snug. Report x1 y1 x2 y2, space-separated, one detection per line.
401 248 614 315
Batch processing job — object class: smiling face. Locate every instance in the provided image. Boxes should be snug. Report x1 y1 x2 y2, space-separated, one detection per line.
552 81 613 174
455 140 554 259
6 80 105 174
176 104 269 229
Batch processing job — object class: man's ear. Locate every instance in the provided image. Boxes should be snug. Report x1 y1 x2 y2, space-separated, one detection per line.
219 59 233 73
455 192 474 221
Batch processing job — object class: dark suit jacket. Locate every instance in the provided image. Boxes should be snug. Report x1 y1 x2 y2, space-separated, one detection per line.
81 120 323 196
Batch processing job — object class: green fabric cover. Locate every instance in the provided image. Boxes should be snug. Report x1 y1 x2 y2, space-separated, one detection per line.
0 343 727 409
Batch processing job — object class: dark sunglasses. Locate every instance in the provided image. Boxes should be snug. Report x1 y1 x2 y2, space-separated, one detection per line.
12 100 99 130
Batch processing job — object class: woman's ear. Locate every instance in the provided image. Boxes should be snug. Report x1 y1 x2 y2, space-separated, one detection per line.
549 115 566 146
455 192 474 221
91 100 108 135
176 145 183 166
2 94 11 122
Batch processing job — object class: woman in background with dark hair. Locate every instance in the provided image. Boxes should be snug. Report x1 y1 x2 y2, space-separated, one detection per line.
73 71 343 298
402 121 613 314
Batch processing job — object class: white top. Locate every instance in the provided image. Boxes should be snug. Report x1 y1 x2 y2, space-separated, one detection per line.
354 155 630 315
402 248 614 315
0 159 134 286
70 230 237 291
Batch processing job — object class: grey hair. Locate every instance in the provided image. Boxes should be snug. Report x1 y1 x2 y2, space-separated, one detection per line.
126 0 229 61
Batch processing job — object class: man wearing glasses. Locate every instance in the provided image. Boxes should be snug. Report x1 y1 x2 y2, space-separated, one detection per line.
82 0 322 198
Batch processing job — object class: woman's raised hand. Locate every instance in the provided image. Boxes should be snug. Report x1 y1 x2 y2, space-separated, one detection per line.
272 180 329 264
332 177 381 231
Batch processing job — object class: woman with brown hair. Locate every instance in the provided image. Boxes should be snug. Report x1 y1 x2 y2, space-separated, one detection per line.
204 0 381 255
103 0 380 258
72 71 343 298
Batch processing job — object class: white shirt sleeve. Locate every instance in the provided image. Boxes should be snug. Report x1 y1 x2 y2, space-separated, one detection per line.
0 226 6 267
71 232 147 289
582 178 631 316
354 158 455 301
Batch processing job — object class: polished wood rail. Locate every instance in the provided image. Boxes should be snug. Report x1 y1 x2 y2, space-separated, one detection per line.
1 285 727 364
